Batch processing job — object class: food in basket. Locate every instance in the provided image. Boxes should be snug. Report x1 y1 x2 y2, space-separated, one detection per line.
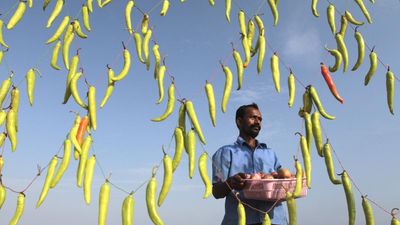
277 168 292 178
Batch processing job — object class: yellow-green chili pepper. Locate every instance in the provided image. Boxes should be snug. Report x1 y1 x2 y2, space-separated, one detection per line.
0 184 5 209
302 89 312 114
352 28 365 71
271 52 281 93
247 19 255 50
125 0 134 34
146 168 164 225
112 46 131 82
7 1 27 30
51 40 62 70
198 152 212 199
82 5 91 32
185 100 206 144
254 15 265 36
186 128 196 179
88 86 97 131
345 11 364 25
62 24 75 70
386 67 395 115
308 85 336 120
153 43 161 79
323 139 342 184
340 170 355 225
152 82 175 122
98 180 111 225
267 0 278 26
50 139 72 188
241 34 251 68
133 31 145 63
364 49 378 86
262 213 271 225
257 33 266 75
63 52 80 104
70 114 82 160
100 67 116 108
205 81 216 127
122 194 134 225
46 16 70 44
238 201 246 225
72 20 88 39
6 108 17 152
325 46 342 73
238 10 246 36
297 132 311 189
225 0 231 23
141 14 149 35
9 193 25 225
311 111 323 157
327 4 336 34
232 47 244 90
158 149 173 206
0 20 9 48
221 63 233 113
286 192 296 225
304 112 313 152
70 72 88 109
76 135 92 187
26 68 42 106
311 0 319 17
36 156 59 208
43 0 51 11
172 127 184 172
339 15 348 38
0 74 13 107
0 110 6 127
288 71 295 108
362 196 375 225
355 0 372 24
391 216 400 225
47 0 64 28
160 0 170 16
0 132 6 148
335 33 348 72
293 158 303 198
143 28 152 71
156 65 166 104
84 155 96 204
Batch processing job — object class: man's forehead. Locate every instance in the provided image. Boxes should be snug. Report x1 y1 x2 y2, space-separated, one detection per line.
244 107 262 116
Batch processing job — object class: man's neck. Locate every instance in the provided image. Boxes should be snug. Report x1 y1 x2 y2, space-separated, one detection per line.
239 134 257 150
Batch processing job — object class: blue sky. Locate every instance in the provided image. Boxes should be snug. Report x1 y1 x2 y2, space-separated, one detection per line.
0 0 399 224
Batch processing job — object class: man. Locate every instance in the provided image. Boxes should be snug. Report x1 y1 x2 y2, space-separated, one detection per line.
212 103 287 225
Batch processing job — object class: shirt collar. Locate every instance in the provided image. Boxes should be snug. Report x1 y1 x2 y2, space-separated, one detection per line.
236 136 268 149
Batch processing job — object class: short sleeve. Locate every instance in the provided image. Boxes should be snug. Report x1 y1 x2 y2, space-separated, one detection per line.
273 150 282 171
212 147 231 184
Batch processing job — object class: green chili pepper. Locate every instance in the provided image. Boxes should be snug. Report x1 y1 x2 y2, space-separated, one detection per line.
50 139 72 188
186 128 196 179
364 49 378 86
286 192 297 225
311 0 319 17
271 52 281 93
237 201 246 225
340 170 356 225
338 15 348 38
386 67 395 115
335 33 348 72
172 127 184 172
355 0 372 23
232 47 244 90
308 85 336 120
311 112 323 157
221 64 233 113
352 28 365 71
302 89 312 114
36 156 59 208
267 0 278 26
325 46 342 73
304 112 313 152
327 4 336 34
293 159 303 198
158 149 173 206
288 71 295 108
146 168 164 225
152 82 176 122
323 139 342 184
362 196 375 225
257 34 266 75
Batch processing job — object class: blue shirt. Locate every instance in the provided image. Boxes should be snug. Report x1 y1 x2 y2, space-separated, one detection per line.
212 137 288 225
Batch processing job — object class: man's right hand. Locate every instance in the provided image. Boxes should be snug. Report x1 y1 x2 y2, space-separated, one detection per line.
226 173 247 190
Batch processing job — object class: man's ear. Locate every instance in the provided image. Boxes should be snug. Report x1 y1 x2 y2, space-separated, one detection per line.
236 117 241 128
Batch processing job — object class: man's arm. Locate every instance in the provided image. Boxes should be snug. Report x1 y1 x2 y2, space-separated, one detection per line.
212 173 247 199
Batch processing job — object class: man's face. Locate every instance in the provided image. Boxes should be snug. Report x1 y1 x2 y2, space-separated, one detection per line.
237 107 262 138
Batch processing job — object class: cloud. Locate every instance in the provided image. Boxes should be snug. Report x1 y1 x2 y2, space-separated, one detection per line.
230 81 278 104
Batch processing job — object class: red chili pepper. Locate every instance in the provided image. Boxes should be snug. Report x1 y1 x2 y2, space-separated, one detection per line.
320 62 344 104
76 115 89 145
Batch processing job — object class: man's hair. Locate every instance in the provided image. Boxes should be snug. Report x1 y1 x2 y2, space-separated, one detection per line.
235 103 259 120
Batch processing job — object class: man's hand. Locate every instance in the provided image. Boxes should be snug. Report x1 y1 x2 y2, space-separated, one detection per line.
226 173 247 190
212 173 248 199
